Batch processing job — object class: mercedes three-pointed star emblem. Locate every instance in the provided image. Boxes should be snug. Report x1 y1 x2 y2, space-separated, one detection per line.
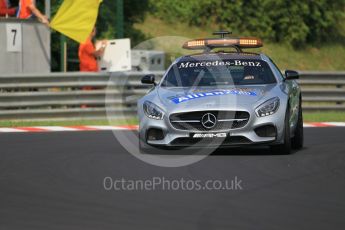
201 113 217 129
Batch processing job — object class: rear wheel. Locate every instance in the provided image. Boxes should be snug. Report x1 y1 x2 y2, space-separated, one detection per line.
270 106 291 154
292 101 304 149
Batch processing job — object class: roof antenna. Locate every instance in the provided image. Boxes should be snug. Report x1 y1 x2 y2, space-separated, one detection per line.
213 31 232 38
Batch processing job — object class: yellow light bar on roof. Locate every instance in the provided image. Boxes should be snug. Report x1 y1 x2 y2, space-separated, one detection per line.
238 37 263 48
240 38 258 45
183 37 263 50
187 39 205 47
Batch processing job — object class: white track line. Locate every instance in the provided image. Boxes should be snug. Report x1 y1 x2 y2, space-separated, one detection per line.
322 122 345 127
303 124 314 127
0 128 27 132
35 126 80 131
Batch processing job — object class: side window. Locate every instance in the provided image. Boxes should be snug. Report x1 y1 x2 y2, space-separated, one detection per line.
268 58 284 81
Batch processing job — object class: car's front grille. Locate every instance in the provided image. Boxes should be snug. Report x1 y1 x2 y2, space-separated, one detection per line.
169 110 250 131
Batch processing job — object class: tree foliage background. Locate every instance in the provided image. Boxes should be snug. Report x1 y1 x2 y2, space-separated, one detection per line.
29 0 344 71
150 0 345 47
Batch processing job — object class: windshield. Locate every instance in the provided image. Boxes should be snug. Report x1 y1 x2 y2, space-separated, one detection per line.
161 59 276 87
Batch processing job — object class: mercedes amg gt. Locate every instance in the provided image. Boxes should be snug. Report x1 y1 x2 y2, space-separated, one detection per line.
138 32 303 154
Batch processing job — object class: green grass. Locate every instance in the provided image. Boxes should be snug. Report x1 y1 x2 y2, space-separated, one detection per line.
134 16 345 71
0 118 138 128
303 112 345 122
0 112 344 127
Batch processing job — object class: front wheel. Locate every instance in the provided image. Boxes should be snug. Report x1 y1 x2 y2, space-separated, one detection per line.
270 106 291 154
138 132 162 154
138 131 149 153
292 101 304 149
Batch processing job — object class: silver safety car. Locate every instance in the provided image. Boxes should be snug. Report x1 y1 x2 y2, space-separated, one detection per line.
138 32 303 154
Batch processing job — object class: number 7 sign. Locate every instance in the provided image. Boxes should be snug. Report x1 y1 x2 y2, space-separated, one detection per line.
6 23 22 52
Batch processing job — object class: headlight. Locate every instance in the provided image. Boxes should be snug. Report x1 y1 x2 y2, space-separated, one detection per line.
256 97 280 117
143 101 164 120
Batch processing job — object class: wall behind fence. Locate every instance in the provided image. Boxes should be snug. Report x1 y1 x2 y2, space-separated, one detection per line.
0 71 344 120
0 19 51 74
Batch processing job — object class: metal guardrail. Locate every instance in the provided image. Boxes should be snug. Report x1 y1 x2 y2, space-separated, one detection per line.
0 71 345 120
297 71 345 111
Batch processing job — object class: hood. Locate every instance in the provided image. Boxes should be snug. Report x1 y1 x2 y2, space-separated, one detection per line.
157 85 278 111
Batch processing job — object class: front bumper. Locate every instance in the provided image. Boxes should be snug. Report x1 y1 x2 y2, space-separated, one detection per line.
139 107 286 148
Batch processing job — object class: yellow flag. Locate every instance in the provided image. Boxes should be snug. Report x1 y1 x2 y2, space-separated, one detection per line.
50 0 103 43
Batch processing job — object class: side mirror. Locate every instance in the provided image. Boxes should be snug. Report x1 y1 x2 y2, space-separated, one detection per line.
285 70 299 80
141 74 156 86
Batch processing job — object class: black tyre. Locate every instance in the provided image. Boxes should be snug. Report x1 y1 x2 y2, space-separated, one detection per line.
270 106 291 154
138 132 149 153
139 139 146 153
139 139 154 154
139 133 160 154
292 101 304 149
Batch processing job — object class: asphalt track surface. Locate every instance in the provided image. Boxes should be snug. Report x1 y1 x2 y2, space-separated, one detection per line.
1 128 345 230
